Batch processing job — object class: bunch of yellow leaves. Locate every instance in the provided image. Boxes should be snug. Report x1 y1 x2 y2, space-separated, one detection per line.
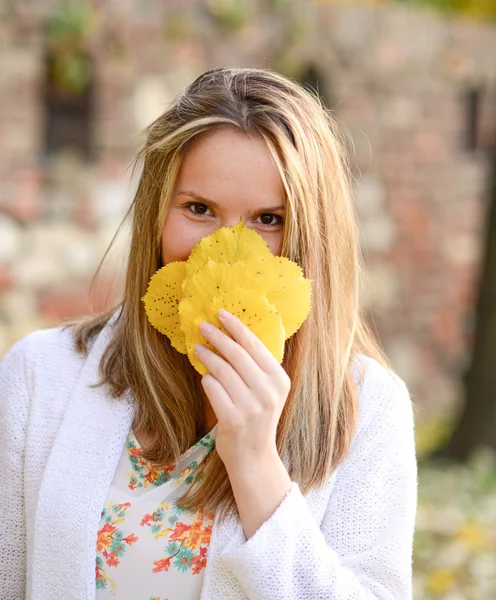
141 219 313 375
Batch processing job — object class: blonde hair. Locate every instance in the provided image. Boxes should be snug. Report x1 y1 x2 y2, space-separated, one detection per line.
69 67 391 520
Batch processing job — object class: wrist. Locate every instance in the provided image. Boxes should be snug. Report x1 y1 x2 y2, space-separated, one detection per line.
223 444 280 475
225 449 292 539
226 447 290 487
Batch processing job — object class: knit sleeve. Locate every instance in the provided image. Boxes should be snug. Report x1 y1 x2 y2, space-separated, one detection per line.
0 337 31 597
219 357 418 600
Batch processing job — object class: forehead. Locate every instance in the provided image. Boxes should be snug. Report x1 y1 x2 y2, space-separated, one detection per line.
174 128 286 209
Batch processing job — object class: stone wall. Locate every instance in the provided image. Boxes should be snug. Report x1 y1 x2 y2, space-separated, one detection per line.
1 0 495 422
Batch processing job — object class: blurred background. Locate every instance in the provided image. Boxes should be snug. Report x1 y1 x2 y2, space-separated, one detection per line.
0 0 495 597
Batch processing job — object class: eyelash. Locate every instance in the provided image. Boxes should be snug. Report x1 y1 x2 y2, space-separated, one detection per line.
183 202 284 228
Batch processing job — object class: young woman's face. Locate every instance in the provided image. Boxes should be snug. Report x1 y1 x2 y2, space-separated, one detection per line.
161 127 286 265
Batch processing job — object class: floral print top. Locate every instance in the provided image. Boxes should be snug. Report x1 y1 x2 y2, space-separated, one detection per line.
95 425 217 600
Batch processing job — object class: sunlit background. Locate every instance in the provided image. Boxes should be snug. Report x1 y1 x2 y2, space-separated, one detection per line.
0 0 495 597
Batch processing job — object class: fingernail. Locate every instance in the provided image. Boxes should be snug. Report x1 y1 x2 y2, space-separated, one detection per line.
218 309 230 320
200 322 215 333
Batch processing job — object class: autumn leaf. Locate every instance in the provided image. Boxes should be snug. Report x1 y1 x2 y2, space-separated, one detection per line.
142 219 312 375
152 556 172 573
201 524 213 545
140 513 153 527
170 521 191 541
125 533 139 545
187 520 203 550
96 522 115 552
190 552 207 575
106 554 119 567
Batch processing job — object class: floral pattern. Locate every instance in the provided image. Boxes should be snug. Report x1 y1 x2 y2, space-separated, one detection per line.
126 439 176 491
96 502 139 591
126 432 216 491
141 499 214 575
95 426 217 599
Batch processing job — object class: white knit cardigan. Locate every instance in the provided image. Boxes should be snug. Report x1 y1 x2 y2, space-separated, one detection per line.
0 311 418 600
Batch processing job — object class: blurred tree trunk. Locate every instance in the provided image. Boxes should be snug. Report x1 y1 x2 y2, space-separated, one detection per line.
433 140 496 460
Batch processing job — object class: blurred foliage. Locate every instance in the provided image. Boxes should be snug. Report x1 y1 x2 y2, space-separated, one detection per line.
205 0 251 32
163 12 194 42
414 414 496 597
414 450 496 598
405 0 496 21
45 1 96 45
48 52 93 96
266 0 313 79
45 2 99 96
415 413 459 460
314 0 496 21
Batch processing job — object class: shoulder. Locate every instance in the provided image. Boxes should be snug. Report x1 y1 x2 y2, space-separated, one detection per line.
1 308 122 393
352 354 411 412
350 353 417 448
0 321 111 444
0 326 78 447
1 324 82 375
351 353 409 399
0 324 94 414
1 306 122 372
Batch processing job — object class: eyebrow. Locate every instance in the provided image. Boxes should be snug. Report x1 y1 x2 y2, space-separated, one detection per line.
176 190 285 212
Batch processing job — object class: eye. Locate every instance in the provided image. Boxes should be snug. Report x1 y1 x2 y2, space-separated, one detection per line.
184 202 212 216
257 213 284 228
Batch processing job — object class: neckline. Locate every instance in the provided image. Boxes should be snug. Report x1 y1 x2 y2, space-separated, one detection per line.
130 423 217 455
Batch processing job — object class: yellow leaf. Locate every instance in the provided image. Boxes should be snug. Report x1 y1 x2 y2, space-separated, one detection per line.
143 219 312 373
242 256 313 338
141 261 187 353
181 288 285 375
185 218 272 276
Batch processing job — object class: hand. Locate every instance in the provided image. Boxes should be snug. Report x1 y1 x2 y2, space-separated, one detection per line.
194 308 291 472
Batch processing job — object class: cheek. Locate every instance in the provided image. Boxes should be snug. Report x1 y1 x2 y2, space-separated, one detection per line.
161 231 189 264
266 234 283 257
161 217 204 264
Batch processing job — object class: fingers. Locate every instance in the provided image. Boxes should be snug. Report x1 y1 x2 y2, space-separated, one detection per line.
218 309 291 395
195 309 291 419
198 369 236 425
198 318 262 390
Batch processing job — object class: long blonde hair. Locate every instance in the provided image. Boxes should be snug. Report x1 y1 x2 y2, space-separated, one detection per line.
69 67 390 520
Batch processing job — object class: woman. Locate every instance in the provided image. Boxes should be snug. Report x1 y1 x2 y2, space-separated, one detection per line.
0 67 418 599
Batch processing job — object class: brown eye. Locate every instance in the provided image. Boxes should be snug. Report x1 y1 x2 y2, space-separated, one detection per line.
192 203 208 214
259 213 283 227
186 202 210 216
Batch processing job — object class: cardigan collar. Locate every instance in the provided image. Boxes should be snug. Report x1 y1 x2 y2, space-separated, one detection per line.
32 310 248 600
